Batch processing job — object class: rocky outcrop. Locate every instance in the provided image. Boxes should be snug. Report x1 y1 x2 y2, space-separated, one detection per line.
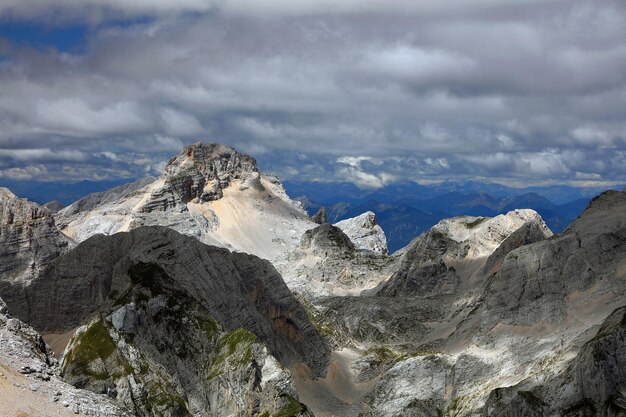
484 305 626 416
311 207 327 225
278 224 397 301
43 200 65 213
356 190 626 417
378 209 551 297
0 226 329 378
334 211 388 255
58 177 156 218
478 191 626 330
141 143 260 212
56 143 316 261
0 297 128 416
60 267 313 417
0 187 70 284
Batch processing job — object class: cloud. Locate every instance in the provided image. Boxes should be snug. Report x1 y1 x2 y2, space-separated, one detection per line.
336 156 396 189
0 0 624 186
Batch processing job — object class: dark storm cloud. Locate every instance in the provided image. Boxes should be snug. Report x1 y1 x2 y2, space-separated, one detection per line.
0 0 625 187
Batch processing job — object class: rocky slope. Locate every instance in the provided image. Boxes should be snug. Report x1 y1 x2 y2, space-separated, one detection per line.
484 305 626 416
351 190 626 416
378 209 552 297
0 187 70 284
334 211 387 255
0 226 329 376
55 143 316 261
60 267 313 417
277 223 397 301
0 297 128 416
0 225 329 416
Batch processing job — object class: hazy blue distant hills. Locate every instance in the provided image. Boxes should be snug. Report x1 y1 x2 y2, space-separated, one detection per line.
0 176 615 253
0 178 136 206
287 180 609 253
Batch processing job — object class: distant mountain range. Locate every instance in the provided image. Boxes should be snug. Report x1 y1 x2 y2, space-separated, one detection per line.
0 178 136 206
285 180 620 252
2 143 626 417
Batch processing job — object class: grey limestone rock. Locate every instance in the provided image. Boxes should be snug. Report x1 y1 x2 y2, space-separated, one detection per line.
0 296 129 416
0 226 330 378
61 274 313 417
0 187 70 284
334 211 388 255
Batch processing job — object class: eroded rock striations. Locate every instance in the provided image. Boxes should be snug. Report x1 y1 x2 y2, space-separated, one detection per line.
355 190 626 416
60 264 313 417
0 187 70 284
0 226 329 377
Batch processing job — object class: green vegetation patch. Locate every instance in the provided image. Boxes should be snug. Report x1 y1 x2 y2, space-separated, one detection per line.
206 328 256 380
272 395 308 417
62 319 133 380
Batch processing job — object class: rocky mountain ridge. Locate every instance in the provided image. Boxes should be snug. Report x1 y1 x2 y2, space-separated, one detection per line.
1 143 625 417
55 142 316 261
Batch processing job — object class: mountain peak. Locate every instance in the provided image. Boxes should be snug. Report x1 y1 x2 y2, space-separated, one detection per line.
165 142 258 178
155 142 261 206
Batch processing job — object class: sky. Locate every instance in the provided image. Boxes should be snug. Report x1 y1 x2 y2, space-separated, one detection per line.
0 0 625 189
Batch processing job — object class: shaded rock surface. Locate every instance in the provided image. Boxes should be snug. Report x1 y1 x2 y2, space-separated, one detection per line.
43 200 65 213
484 305 626 416
352 190 626 416
0 226 330 378
60 265 313 417
311 207 327 225
379 209 551 297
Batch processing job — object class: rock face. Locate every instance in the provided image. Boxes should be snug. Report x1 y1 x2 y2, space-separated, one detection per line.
56 143 315 261
60 266 313 417
143 143 260 211
0 297 128 416
351 190 626 416
334 211 388 255
277 223 397 301
484 305 626 416
0 187 70 284
379 209 551 297
311 207 327 225
0 226 330 379
43 200 65 213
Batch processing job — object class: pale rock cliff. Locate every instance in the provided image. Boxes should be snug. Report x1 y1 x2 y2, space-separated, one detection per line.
56 143 316 261
334 211 388 255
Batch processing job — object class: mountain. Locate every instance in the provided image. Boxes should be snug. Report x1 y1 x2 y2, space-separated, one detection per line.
312 189 626 416
56 143 316 262
295 190 590 253
1 142 625 417
276 223 397 302
334 211 387 254
0 296 128 416
0 225 328 416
